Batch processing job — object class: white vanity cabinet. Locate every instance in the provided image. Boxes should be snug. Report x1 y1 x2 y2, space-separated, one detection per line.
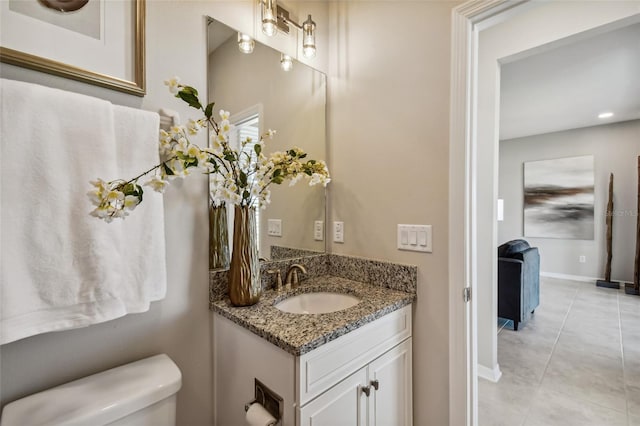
298 338 412 426
213 304 412 426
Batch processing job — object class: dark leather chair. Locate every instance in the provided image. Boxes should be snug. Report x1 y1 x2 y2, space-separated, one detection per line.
498 239 540 331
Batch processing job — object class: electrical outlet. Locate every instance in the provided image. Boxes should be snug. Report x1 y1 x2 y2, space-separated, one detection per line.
268 219 282 237
314 221 324 241
333 221 344 243
579 255 586 263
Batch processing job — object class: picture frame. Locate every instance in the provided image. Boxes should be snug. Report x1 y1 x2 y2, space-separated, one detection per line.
0 0 145 96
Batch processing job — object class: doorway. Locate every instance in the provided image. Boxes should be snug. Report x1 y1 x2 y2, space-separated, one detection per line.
449 2 640 425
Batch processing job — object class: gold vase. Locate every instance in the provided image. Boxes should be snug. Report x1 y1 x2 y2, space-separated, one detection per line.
229 205 261 306
209 203 230 270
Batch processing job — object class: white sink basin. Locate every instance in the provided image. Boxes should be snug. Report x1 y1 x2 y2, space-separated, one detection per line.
275 292 361 314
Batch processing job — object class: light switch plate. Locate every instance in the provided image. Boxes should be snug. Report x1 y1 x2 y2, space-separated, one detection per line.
314 221 324 241
333 221 344 243
397 224 432 253
268 219 282 237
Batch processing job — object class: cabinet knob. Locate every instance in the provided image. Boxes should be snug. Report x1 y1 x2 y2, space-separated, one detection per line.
371 379 379 390
361 385 371 397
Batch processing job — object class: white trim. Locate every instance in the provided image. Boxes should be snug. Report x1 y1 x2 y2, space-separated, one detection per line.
477 363 502 383
540 271 599 283
541 272 633 285
230 103 264 134
449 2 528 426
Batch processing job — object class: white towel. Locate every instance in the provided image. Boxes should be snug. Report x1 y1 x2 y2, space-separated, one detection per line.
111 105 167 311
0 79 166 344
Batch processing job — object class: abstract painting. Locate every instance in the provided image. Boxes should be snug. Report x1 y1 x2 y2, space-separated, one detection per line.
524 155 594 239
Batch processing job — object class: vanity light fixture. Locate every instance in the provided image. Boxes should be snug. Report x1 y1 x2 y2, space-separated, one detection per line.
301 15 316 58
598 112 614 119
237 32 255 54
260 1 317 59
261 0 278 37
280 54 293 72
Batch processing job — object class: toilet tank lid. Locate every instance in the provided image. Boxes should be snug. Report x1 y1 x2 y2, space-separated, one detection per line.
1 354 182 426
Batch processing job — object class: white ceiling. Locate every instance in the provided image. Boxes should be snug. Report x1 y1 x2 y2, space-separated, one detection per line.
499 22 640 141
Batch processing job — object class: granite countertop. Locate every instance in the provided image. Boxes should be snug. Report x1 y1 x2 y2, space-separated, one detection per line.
211 275 415 356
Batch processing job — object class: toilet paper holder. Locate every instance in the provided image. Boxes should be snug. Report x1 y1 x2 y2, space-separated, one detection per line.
244 378 283 423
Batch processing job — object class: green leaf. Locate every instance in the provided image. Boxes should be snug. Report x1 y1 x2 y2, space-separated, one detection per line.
180 94 202 110
181 85 199 97
239 171 248 187
254 144 262 156
205 102 215 119
299 153 307 159
177 89 202 110
243 190 250 199
163 163 175 176
273 168 281 178
272 176 284 185
122 182 136 195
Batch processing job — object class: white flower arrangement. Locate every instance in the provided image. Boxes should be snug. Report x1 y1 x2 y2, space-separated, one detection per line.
88 77 331 222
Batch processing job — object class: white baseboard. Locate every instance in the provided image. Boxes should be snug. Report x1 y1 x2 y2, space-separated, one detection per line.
477 363 502 383
541 271 633 285
540 271 599 283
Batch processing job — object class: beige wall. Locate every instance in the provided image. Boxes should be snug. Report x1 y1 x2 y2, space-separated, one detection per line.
499 120 640 283
0 2 212 424
327 2 457 424
0 1 328 425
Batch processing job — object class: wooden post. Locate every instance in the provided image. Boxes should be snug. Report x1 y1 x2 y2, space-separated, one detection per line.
626 156 640 295
597 173 619 288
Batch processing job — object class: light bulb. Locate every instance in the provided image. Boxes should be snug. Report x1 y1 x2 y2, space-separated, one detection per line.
262 0 277 37
303 44 316 58
302 15 316 58
237 33 254 54
281 54 293 72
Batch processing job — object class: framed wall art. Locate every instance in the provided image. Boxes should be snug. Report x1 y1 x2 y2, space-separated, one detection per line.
524 155 595 240
0 0 145 96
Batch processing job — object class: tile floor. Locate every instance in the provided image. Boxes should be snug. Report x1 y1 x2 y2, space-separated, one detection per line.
479 277 640 426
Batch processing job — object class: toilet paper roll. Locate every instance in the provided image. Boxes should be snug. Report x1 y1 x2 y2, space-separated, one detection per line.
245 402 277 426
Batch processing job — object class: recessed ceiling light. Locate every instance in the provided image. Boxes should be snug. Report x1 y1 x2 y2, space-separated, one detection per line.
598 112 614 119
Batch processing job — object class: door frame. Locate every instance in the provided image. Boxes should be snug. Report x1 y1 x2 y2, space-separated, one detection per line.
449 1 640 425
449 2 530 424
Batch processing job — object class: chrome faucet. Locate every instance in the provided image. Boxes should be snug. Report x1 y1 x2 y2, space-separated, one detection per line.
285 264 307 288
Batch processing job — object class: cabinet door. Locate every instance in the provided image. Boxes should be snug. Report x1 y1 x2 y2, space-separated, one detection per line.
368 338 412 426
298 367 368 426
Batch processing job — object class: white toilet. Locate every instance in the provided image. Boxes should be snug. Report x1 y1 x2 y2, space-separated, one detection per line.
0 354 182 426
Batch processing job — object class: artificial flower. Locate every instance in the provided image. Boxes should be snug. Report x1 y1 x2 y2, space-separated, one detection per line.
164 76 180 94
88 78 330 222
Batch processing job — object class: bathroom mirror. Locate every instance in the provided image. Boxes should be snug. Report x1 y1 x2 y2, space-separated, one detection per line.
207 18 327 268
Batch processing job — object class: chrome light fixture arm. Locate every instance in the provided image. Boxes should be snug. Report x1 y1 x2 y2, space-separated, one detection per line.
259 0 317 58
